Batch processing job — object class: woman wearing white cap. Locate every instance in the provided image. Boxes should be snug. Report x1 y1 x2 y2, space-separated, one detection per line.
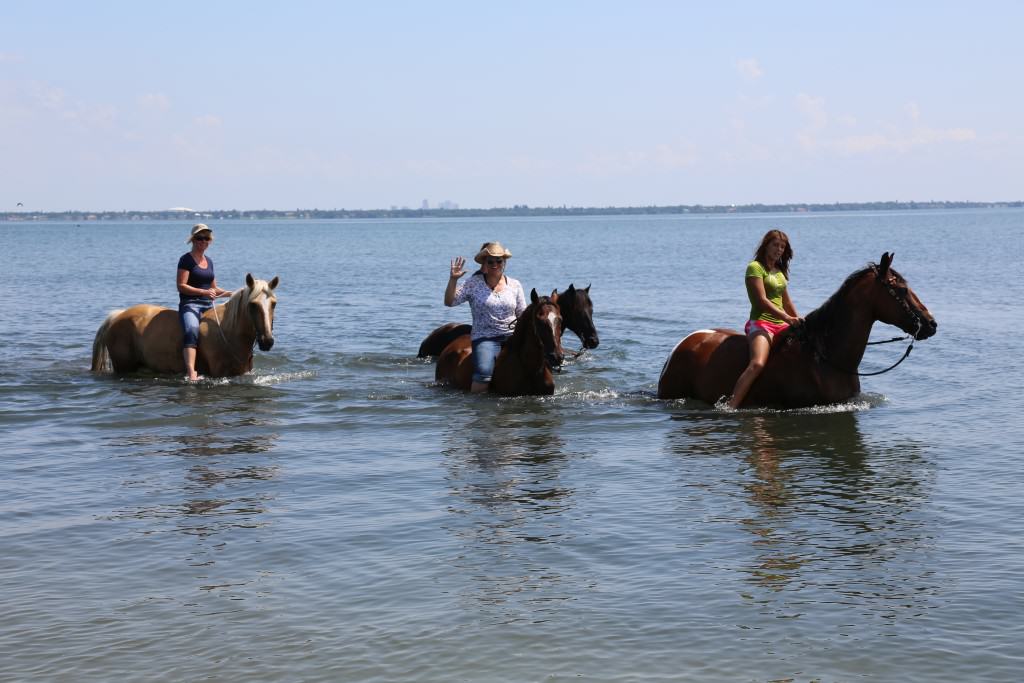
444 241 527 393
176 224 231 381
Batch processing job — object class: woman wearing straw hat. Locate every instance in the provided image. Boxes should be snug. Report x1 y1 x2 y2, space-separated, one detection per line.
444 241 527 393
176 224 232 381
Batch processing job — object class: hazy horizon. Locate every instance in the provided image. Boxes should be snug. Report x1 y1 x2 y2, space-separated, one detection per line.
3 2 1022 212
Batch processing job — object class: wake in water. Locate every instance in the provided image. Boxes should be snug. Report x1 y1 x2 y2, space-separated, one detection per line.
711 392 885 414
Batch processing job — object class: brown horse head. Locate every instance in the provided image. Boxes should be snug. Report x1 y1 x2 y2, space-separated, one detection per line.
529 288 566 371
556 283 599 349
869 253 937 341
243 273 279 351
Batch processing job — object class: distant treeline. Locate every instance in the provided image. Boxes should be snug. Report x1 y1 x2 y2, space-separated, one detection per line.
3 200 1022 222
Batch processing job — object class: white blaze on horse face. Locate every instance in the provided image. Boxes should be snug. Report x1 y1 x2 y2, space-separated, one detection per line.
248 283 274 333
546 311 560 340
259 295 274 331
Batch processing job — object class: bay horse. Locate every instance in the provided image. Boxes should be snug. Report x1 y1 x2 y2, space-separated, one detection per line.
657 253 937 408
418 283 598 358
435 289 565 396
91 273 279 377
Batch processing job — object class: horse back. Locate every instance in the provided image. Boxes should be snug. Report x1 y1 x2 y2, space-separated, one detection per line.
101 304 185 374
418 323 471 358
657 328 747 401
435 336 472 390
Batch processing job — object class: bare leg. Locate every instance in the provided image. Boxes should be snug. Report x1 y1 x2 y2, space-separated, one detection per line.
729 332 771 409
470 381 489 394
183 347 201 381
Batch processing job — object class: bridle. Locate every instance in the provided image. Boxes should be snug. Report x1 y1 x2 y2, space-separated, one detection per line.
808 266 923 377
533 298 565 373
211 287 274 368
559 294 594 361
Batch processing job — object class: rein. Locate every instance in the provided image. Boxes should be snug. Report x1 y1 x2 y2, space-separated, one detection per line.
210 292 255 368
816 332 916 376
804 267 923 376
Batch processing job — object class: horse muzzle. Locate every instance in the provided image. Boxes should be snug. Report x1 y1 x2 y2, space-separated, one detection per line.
914 317 937 341
257 334 275 351
583 334 600 349
547 351 565 372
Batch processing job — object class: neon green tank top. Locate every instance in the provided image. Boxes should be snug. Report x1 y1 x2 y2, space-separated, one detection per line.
746 260 787 324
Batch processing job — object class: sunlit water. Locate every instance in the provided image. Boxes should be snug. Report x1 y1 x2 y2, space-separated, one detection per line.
2 210 1022 681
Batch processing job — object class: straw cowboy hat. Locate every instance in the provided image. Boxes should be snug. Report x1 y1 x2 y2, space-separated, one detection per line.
186 223 213 243
473 241 512 264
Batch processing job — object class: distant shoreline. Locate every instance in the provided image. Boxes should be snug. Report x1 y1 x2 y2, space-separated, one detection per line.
3 200 1022 222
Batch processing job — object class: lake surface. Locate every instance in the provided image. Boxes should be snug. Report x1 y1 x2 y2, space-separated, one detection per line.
2 210 1022 682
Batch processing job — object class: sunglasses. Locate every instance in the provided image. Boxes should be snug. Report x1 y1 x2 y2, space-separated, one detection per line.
485 258 504 265
193 235 212 242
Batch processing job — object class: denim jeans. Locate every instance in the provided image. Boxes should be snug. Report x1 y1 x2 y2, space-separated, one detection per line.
178 298 213 348
471 336 508 383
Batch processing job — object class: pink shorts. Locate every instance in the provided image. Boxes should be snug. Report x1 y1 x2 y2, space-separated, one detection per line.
745 319 789 338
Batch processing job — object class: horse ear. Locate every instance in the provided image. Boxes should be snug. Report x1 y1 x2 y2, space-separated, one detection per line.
550 288 559 303
246 273 255 289
878 252 893 279
585 283 591 292
566 283 576 296
269 276 279 290
530 288 539 304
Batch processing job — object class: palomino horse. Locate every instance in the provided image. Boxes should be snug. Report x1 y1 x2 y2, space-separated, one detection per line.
418 283 598 358
435 289 565 396
91 274 279 377
658 253 937 408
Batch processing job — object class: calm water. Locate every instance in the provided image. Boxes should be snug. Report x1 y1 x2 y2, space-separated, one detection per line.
2 210 1023 682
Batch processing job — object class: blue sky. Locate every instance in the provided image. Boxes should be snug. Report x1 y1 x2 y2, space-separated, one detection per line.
2 2 1021 211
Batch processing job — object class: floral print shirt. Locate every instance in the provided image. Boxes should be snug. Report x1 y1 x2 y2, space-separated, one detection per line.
450 273 527 340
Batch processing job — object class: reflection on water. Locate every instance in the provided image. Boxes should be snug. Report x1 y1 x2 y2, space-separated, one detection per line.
101 384 283 596
666 409 940 619
440 398 579 621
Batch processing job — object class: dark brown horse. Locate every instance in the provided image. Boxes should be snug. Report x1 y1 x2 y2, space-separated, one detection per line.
657 253 937 408
418 283 598 358
435 289 565 396
91 274 279 377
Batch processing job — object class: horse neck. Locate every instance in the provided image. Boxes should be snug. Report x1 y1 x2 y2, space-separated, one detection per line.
559 294 577 330
218 289 257 344
803 273 876 370
505 304 549 379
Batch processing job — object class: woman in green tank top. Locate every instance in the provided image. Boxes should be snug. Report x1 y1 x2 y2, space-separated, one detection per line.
728 229 802 409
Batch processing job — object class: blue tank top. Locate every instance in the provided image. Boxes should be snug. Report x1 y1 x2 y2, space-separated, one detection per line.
177 253 215 303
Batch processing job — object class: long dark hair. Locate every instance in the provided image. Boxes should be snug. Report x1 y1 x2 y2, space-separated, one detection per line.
753 229 793 277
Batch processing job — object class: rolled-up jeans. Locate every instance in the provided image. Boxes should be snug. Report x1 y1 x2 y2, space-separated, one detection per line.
471 335 509 383
178 298 213 348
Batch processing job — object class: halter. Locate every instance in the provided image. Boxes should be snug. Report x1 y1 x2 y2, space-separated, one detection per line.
808 265 922 377
557 292 593 361
211 285 274 369
531 297 564 373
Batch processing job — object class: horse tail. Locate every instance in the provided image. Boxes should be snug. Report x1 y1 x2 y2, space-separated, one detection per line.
418 323 471 359
90 309 123 372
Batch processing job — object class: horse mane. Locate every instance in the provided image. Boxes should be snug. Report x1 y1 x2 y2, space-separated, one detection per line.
218 278 273 331
800 264 875 341
799 262 904 345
